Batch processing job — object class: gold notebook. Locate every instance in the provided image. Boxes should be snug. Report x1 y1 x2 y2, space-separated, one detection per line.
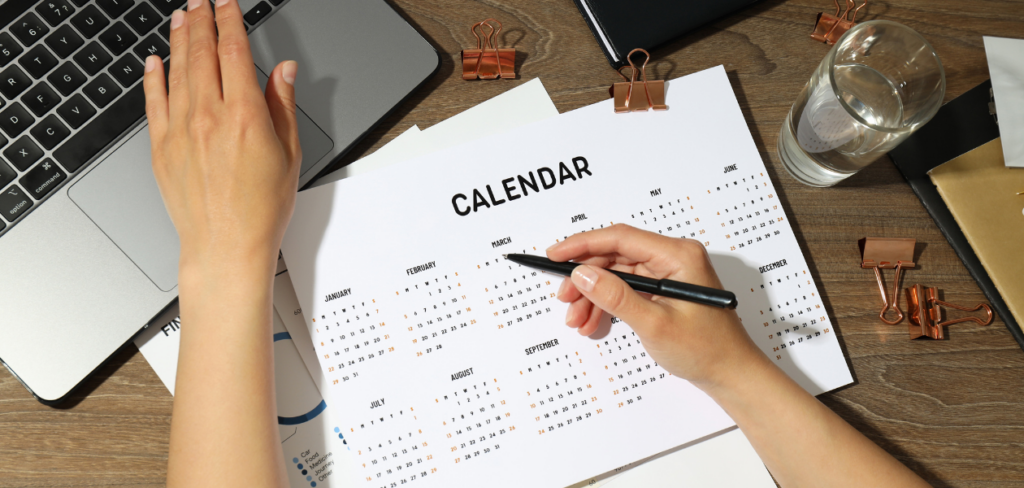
928 138 1024 326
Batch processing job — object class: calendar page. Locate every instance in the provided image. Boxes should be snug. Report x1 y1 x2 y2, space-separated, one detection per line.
281 65 853 488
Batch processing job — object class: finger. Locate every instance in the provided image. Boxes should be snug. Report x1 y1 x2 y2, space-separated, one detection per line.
556 277 581 303
548 224 666 264
549 225 708 280
577 301 604 336
143 55 169 140
167 10 189 120
265 61 301 168
556 259 639 304
186 0 222 104
214 0 260 100
569 265 666 334
565 295 592 328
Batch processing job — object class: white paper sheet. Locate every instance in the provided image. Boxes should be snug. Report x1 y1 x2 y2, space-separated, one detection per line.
313 79 558 187
280 65 851 488
599 428 776 488
278 78 774 487
984 36 1024 168
318 125 424 182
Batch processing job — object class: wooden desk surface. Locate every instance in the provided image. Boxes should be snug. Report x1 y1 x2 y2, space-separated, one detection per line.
3 0 1023 486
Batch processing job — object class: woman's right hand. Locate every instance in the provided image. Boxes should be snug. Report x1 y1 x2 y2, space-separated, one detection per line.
546 224 768 390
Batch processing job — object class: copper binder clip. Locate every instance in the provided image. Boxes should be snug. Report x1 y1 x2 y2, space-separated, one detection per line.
905 284 994 339
859 237 915 325
462 19 515 80
609 49 667 113
811 0 867 45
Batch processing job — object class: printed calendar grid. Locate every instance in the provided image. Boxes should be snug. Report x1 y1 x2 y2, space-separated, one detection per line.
281 66 853 488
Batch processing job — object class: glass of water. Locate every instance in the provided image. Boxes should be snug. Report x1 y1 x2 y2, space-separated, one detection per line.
778 21 945 187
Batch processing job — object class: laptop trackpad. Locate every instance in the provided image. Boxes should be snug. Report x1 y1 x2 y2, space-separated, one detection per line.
68 93 333 292
68 126 179 291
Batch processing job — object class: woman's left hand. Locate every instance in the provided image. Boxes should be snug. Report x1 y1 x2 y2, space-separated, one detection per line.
142 0 302 272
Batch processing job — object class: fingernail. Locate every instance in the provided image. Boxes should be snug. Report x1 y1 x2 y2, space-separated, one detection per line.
215 0 230 6
281 61 297 86
565 307 575 326
187 0 202 10
144 56 158 73
170 10 185 29
571 265 598 293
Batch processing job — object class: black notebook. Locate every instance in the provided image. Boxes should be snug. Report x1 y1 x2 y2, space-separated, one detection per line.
888 81 1024 351
573 0 761 67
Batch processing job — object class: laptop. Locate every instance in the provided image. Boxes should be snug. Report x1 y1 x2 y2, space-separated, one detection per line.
0 0 439 404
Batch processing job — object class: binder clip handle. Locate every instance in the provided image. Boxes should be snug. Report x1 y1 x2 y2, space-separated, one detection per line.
906 284 994 340
462 18 516 80
872 260 911 325
610 48 668 113
471 18 502 53
931 297 994 327
859 237 916 326
811 0 867 45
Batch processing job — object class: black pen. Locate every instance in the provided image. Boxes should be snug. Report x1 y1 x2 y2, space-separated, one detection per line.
504 253 737 310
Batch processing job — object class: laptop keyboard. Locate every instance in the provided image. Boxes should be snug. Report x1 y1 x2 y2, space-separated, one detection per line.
0 0 285 236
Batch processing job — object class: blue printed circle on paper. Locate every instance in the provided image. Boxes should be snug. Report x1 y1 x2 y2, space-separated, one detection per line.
306 475 312 481
334 427 340 433
274 331 328 425
293 457 299 464
297 464 303 470
311 483 316 487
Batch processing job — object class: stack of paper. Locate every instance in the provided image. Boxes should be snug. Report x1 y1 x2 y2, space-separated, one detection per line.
136 75 789 488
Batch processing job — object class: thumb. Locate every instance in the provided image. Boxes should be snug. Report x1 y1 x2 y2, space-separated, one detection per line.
265 60 302 169
570 265 663 330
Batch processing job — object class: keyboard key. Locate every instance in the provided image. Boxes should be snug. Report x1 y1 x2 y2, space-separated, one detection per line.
47 62 87 95
0 160 14 189
125 3 160 35
109 53 143 87
0 65 33 99
44 24 85 59
36 0 77 27
83 72 121 107
149 0 185 16
53 83 143 173
73 41 112 75
21 82 61 117
71 5 111 39
30 114 70 150
0 103 35 138
4 136 43 171
0 33 25 68
99 21 137 55
133 33 168 61
18 44 59 79
56 93 95 129
20 158 66 200
269 0 282 5
70 0 90 6
243 1 271 25
0 133 8 149
11 13 50 46
0 184 32 222
96 0 135 19
158 18 171 40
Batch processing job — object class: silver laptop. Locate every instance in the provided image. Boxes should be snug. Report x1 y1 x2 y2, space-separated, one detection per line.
0 0 439 403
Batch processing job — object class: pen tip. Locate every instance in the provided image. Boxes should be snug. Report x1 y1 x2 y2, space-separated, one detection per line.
502 254 508 258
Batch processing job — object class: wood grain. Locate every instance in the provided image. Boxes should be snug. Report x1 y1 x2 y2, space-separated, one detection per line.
2 0 1023 486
